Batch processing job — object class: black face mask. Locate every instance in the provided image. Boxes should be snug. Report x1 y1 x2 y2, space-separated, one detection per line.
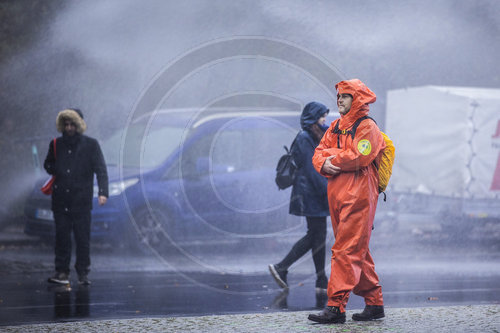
319 123 329 132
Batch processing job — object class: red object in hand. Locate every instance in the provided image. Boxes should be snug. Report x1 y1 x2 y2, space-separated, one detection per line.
41 138 56 195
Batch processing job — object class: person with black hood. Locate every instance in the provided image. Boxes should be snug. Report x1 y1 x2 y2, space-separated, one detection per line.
44 108 108 286
269 102 330 294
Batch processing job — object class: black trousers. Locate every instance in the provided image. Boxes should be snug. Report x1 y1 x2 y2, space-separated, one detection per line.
53 211 91 276
278 216 327 277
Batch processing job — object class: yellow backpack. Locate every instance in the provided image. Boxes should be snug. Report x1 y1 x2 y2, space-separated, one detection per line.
332 116 395 200
378 131 395 195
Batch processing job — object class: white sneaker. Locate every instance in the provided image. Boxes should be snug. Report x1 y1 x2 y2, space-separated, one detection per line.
48 272 69 285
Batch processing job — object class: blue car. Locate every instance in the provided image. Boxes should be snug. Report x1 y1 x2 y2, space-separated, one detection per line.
25 106 337 251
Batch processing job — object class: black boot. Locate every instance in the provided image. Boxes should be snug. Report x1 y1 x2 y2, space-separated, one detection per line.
308 306 346 324
352 305 385 321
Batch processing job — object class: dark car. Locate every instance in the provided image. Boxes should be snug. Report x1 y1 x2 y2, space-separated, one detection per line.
25 106 337 251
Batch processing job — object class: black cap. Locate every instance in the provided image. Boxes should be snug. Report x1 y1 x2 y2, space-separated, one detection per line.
69 108 84 119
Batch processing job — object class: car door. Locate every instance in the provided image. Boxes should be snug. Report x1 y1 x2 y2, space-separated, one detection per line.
201 116 299 235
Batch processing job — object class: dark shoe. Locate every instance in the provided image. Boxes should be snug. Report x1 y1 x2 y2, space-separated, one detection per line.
315 274 328 295
308 306 346 324
48 272 69 285
78 275 91 286
352 305 385 321
268 264 288 289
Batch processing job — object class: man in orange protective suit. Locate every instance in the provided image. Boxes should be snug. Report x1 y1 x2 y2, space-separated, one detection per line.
308 79 386 324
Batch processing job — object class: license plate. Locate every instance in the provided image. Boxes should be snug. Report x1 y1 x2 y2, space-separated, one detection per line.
35 209 54 221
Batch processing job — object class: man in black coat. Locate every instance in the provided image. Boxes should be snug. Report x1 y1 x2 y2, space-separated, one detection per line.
44 108 108 285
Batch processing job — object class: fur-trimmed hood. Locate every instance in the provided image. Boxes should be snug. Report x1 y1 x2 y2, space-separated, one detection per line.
56 109 86 134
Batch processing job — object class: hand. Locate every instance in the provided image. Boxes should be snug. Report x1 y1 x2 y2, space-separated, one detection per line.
98 195 107 206
321 156 341 175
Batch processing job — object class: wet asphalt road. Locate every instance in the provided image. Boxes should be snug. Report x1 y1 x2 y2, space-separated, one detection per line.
1 259 499 326
0 225 499 327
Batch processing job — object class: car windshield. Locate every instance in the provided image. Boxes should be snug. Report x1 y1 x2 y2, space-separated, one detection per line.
102 124 185 168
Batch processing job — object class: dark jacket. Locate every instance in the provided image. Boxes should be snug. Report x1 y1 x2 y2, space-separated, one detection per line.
44 134 108 213
289 102 330 217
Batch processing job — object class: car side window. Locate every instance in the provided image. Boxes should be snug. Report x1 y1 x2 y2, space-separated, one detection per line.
162 117 296 180
211 127 293 172
210 130 243 173
163 133 213 180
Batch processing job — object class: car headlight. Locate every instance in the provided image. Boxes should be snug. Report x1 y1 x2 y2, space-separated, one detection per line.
94 178 139 197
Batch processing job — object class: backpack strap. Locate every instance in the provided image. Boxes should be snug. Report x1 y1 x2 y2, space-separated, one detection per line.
289 130 301 151
351 115 376 138
331 116 386 201
53 138 57 159
331 116 376 148
332 120 341 148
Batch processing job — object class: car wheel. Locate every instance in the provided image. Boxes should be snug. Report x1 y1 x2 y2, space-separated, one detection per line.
129 205 176 254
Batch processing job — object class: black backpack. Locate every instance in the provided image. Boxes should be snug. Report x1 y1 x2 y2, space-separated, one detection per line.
275 133 299 190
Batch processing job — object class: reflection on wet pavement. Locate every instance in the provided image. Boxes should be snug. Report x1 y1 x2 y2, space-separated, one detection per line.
1 268 499 327
50 284 90 319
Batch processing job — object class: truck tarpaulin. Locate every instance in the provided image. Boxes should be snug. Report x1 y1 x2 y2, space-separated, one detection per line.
386 85 500 200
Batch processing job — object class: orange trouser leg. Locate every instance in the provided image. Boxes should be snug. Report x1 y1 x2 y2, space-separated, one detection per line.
352 249 384 306
326 200 379 312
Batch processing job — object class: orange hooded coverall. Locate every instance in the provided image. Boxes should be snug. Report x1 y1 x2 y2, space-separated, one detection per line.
312 79 385 313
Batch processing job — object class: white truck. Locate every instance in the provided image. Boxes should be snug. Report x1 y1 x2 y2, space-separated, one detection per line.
383 85 500 238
